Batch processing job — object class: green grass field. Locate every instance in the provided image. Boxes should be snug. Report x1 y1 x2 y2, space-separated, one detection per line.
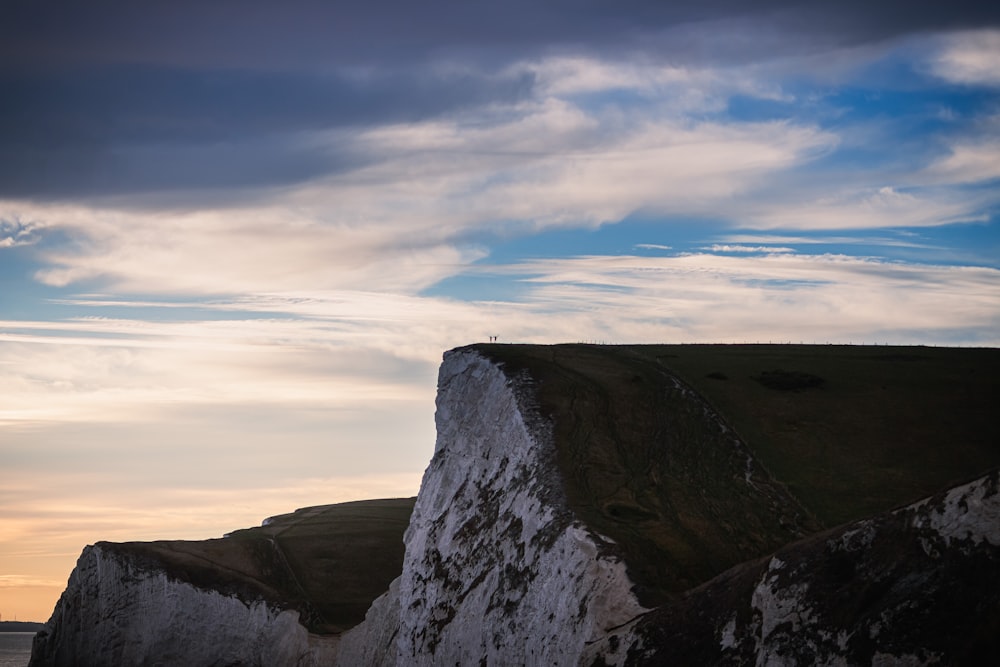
638 344 1000 526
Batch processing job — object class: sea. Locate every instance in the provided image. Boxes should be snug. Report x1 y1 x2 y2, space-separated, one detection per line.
0 633 33 667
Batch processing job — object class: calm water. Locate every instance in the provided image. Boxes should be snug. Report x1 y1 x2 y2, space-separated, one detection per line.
0 633 34 667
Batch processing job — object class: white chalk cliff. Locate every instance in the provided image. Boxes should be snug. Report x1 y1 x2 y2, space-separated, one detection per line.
338 348 648 666
31 344 1000 666
31 544 338 666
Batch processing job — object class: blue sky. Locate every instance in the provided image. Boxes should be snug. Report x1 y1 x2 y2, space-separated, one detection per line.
1 0 999 620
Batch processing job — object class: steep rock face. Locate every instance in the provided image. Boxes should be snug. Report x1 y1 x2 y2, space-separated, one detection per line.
340 348 649 665
29 544 336 666
623 470 1000 665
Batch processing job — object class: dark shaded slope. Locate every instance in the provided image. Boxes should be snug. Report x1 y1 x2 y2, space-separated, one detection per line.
623 470 1000 666
474 343 820 606
636 344 1000 526
102 497 414 634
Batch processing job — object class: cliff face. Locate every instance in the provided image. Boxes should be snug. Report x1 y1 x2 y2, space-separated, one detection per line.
30 498 414 667
30 544 335 666
339 348 649 665
33 344 1000 666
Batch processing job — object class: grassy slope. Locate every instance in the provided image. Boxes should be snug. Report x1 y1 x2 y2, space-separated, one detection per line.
638 344 1000 526
106 497 414 634
474 343 1000 604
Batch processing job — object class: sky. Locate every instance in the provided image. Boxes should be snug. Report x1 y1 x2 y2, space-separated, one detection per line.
2 0 999 621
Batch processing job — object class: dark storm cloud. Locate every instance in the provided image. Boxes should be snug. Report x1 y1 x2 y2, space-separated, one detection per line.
3 0 997 71
2 66 534 144
0 65 533 199
2 0 997 200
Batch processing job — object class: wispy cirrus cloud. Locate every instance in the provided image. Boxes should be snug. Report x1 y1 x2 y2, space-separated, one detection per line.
0 575 64 588
738 185 990 230
701 244 796 253
8 201 484 294
512 252 1000 344
920 115 1000 186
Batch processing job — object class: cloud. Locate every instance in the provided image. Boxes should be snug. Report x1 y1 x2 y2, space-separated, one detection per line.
928 29 1000 86
4 200 485 294
7 30 994 238
0 575 64 589
0 218 41 248
3 1 997 72
482 251 1000 345
339 102 835 231
1 72 837 296
0 64 534 199
0 315 443 426
717 233 944 251
739 185 988 230
702 244 795 253
526 56 789 107
4 5 996 203
921 117 1000 185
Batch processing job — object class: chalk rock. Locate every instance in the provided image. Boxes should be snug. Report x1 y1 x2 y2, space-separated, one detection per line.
30 498 413 667
339 347 649 666
29 543 336 666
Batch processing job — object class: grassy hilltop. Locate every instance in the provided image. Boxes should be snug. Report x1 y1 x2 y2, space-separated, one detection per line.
634 344 1000 525
474 343 1000 605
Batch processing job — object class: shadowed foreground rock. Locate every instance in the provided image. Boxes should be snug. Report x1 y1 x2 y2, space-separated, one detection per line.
622 470 1000 665
32 344 1000 666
